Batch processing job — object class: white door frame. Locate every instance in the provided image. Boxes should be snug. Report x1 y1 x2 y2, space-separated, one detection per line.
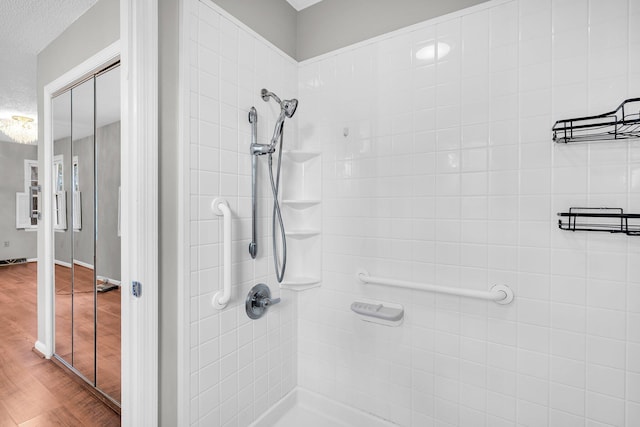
37 0 159 424
120 0 159 425
38 41 121 358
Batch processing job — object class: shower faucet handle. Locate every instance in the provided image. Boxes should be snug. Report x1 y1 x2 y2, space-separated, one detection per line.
260 296 281 308
246 283 280 319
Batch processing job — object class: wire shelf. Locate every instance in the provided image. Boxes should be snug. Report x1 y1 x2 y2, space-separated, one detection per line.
552 98 640 143
557 207 640 236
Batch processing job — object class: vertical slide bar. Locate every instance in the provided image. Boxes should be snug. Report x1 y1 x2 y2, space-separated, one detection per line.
248 107 258 259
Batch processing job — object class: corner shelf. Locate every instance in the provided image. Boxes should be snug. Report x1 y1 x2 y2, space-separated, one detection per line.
286 229 321 239
279 148 322 291
552 97 640 143
280 276 321 291
283 150 321 162
557 207 640 236
282 199 321 209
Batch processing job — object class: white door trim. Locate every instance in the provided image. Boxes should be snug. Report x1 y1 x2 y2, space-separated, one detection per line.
177 0 189 423
39 0 160 422
39 41 121 358
120 0 159 425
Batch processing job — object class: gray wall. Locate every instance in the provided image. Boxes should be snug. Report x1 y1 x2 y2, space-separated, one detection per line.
159 0 179 425
53 122 121 282
36 0 119 364
0 142 38 260
96 121 121 282
73 133 96 268
296 0 491 60
212 0 491 61
53 134 96 268
212 0 297 58
52 135 95 268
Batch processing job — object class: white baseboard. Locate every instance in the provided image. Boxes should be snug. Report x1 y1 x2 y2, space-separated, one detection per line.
72 259 94 270
54 259 96 270
97 275 121 286
55 260 121 286
54 259 72 268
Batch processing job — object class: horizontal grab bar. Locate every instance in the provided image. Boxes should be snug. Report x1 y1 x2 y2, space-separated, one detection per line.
356 269 514 305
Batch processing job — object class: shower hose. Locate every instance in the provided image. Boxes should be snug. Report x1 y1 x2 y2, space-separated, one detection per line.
268 130 286 283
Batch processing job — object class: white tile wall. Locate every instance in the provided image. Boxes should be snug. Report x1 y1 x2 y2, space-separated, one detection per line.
186 0 298 425
297 0 640 425
185 0 640 425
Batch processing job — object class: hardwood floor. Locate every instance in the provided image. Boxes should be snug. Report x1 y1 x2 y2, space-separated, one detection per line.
54 264 121 402
0 262 120 426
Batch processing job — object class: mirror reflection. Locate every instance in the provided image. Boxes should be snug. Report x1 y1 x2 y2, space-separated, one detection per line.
71 76 96 382
95 65 121 401
53 89 72 365
52 63 121 405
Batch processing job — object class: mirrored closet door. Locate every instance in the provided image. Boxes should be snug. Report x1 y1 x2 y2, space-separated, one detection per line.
52 63 121 407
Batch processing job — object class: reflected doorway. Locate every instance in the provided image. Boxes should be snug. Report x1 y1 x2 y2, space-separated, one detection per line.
52 62 121 407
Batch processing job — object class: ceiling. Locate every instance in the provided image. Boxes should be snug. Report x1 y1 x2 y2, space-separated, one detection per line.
286 0 323 11
0 0 98 143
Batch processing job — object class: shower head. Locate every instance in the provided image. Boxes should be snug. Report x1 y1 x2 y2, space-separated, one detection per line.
260 88 299 150
262 88 298 118
281 98 298 118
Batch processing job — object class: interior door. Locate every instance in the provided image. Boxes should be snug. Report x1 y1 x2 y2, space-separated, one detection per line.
52 63 121 406
53 90 73 365
95 65 121 403
70 77 96 382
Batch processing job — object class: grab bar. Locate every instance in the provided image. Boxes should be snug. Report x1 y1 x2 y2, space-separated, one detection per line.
356 269 514 304
212 198 231 309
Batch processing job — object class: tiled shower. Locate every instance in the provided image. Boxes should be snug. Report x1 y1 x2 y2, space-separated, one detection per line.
185 0 640 425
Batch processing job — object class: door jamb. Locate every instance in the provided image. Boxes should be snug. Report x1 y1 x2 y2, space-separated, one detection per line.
38 0 160 420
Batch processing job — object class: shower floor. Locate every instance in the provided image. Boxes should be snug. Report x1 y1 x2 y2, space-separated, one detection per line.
272 404 351 427
251 387 398 427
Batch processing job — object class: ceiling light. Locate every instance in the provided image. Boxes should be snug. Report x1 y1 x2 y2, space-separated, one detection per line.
0 115 37 144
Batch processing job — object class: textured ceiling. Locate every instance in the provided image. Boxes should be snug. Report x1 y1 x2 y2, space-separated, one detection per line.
0 0 98 142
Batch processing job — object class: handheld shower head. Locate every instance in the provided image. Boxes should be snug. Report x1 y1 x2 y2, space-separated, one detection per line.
281 98 298 118
259 88 299 150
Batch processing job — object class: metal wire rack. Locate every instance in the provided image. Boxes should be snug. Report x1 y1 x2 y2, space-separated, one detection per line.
557 207 640 236
552 98 640 143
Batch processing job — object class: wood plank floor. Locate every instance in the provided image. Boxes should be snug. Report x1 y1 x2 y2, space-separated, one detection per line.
0 262 120 426
54 264 121 402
